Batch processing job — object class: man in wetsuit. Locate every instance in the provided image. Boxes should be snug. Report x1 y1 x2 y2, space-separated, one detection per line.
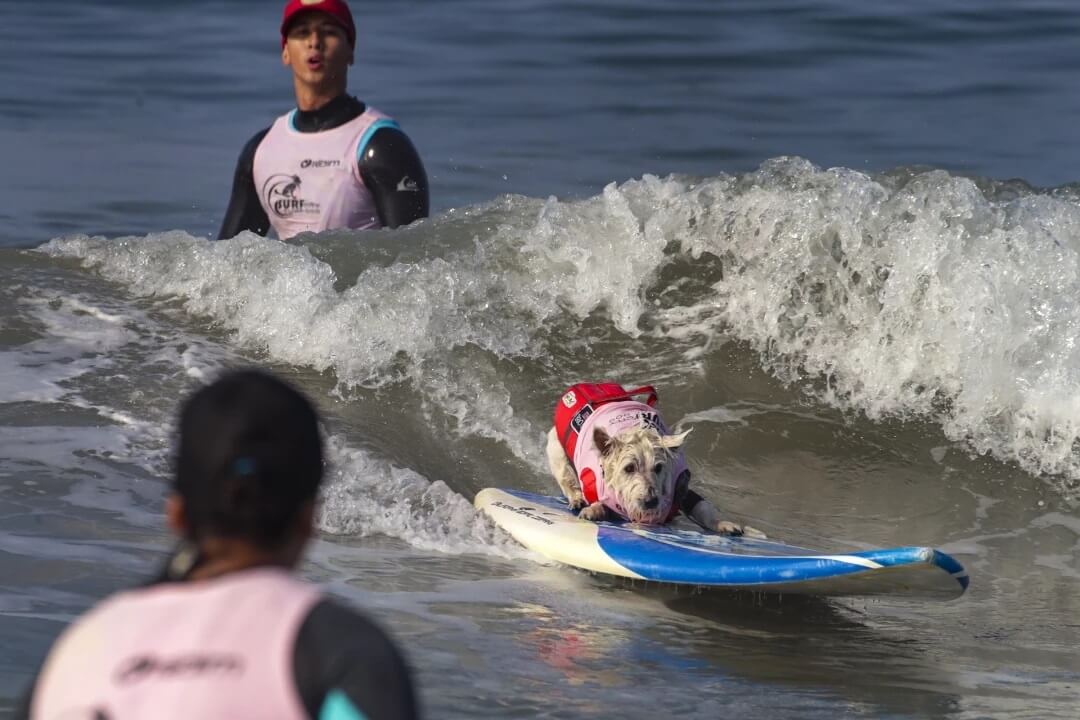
219 0 429 240
17 370 419 720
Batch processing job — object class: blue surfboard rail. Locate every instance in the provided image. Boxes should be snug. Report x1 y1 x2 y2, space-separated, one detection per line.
494 489 968 599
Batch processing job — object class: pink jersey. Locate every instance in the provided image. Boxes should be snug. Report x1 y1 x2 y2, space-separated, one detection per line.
253 107 394 239
572 400 689 520
30 567 320 720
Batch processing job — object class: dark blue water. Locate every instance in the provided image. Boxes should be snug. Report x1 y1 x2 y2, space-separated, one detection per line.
4 0 1080 245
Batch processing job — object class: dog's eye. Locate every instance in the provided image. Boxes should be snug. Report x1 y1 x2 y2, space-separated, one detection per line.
653 463 664 474
623 462 636 474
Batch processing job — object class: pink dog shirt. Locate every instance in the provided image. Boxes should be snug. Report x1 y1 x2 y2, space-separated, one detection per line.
570 400 689 521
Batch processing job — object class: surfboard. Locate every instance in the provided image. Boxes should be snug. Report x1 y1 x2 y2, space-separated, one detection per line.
475 488 968 599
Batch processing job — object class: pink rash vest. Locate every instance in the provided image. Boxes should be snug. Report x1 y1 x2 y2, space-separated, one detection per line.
253 107 393 239
30 568 319 720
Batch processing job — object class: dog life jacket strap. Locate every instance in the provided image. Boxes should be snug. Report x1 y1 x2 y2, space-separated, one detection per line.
553 383 658 463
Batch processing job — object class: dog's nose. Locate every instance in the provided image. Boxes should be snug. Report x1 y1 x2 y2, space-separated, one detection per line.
644 497 659 510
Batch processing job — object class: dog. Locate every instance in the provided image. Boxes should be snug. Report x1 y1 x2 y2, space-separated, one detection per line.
546 382 762 537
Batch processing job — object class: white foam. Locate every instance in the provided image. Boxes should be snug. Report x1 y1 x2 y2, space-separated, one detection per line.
0 423 166 528
0 425 131 472
1030 511 1080 535
0 293 135 403
318 434 530 558
41 231 534 388
677 405 767 427
0 286 250 539
38 159 1080 491
413 363 545 467
629 161 1080 491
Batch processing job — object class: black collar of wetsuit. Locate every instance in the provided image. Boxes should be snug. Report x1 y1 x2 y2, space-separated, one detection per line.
293 94 366 133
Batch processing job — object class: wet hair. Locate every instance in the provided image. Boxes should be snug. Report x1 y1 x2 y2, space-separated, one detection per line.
174 369 324 548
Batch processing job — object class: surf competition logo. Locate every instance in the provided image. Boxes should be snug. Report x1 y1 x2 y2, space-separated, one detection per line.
262 174 321 219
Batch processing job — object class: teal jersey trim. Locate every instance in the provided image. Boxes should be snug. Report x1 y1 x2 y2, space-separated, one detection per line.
356 119 401 163
289 110 298 132
319 689 368 720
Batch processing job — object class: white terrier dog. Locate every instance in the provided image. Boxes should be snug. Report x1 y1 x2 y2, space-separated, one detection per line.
546 383 761 536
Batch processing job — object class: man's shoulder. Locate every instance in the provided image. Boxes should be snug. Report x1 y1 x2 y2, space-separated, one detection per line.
358 103 390 120
292 597 417 718
358 120 418 157
246 125 274 147
349 105 402 144
245 108 298 148
299 597 399 649
237 125 273 164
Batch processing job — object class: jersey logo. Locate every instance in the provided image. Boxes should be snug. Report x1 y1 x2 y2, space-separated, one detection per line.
300 158 341 169
396 175 419 192
115 652 244 685
262 174 321 218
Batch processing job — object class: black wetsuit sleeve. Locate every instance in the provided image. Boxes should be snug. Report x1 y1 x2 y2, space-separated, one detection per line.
358 127 429 229
217 128 272 239
293 599 420 720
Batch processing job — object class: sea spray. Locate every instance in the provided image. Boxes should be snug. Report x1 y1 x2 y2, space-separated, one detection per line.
41 157 1080 492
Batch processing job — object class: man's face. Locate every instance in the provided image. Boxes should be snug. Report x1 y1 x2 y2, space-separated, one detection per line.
281 12 353 88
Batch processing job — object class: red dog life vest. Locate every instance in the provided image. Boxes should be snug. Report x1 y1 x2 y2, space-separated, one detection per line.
553 383 686 521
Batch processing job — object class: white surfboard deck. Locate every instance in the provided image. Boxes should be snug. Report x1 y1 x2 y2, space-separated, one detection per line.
476 488 968 599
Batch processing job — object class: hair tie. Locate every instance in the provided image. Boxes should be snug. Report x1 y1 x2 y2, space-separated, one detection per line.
232 456 258 476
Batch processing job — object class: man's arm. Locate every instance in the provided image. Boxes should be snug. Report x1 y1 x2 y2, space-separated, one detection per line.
218 128 272 240
293 599 420 720
358 127 430 229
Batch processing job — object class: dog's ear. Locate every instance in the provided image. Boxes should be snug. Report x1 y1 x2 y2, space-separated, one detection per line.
594 427 616 457
658 427 692 449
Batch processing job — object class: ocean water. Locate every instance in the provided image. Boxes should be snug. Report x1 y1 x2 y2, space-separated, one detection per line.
3 1 1080 718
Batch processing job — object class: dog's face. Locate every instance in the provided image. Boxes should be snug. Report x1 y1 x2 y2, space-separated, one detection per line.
594 426 689 524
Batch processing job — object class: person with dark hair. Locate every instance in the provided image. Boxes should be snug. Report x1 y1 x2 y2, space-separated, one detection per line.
218 0 429 240
17 369 420 720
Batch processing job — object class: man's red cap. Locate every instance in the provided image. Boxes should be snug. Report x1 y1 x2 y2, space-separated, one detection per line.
280 0 356 48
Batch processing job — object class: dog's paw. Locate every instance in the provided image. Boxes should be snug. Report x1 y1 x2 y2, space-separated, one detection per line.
566 495 587 512
742 525 767 540
579 502 608 522
714 520 744 536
